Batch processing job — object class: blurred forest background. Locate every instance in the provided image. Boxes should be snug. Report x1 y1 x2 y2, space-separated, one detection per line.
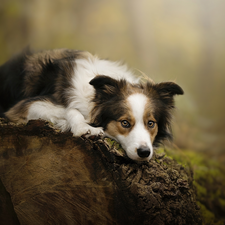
1 0 225 162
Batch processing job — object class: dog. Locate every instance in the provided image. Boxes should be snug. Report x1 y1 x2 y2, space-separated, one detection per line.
0 48 183 161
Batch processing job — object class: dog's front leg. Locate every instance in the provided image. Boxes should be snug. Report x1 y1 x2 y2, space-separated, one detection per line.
66 108 104 138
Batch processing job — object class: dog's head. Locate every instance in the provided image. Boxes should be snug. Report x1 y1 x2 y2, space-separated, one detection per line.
90 75 183 161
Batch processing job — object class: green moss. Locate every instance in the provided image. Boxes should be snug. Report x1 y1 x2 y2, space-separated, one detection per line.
104 138 125 155
197 202 216 225
193 181 207 196
156 147 225 224
155 148 165 154
156 148 189 167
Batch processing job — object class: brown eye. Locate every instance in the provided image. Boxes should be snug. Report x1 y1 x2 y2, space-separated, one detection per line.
121 120 130 128
148 120 155 128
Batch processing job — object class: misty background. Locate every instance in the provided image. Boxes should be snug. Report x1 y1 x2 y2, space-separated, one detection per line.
1 0 225 162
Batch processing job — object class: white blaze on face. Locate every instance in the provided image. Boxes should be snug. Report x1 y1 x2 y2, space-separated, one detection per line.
117 93 153 161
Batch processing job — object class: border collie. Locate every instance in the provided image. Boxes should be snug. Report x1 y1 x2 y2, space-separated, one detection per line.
0 48 183 161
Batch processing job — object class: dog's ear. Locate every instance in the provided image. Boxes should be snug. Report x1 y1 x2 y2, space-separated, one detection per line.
89 75 120 97
154 82 184 106
155 82 184 97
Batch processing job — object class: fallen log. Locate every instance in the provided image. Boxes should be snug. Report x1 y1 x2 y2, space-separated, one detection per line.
0 118 202 225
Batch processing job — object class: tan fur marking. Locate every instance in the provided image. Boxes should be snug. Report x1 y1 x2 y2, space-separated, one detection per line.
5 100 29 123
106 121 120 137
143 98 158 143
106 113 135 137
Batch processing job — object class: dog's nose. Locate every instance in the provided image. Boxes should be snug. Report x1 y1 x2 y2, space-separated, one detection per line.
137 146 150 158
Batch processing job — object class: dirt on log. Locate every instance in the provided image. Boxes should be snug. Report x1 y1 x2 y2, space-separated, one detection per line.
0 118 202 225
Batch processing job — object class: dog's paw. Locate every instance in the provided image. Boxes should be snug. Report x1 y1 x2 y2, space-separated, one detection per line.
83 126 104 138
71 123 104 138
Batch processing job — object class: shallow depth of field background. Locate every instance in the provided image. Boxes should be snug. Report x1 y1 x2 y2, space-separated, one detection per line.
1 0 225 161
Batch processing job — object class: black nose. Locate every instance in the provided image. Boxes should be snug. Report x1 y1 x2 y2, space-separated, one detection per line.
137 146 150 158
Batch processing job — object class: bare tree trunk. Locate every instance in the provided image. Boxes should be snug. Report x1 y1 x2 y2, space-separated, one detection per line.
0 119 202 225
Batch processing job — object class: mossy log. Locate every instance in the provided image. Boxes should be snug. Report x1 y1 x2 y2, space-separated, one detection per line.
0 118 202 225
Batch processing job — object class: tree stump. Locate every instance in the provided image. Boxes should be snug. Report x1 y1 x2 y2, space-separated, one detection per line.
0 118 202 225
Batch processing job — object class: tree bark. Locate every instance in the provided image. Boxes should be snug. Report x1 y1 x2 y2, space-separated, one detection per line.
0 118 202 225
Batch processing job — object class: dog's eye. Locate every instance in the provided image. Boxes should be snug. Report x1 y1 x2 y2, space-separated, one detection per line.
148 120 155 128
121 120 130 128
